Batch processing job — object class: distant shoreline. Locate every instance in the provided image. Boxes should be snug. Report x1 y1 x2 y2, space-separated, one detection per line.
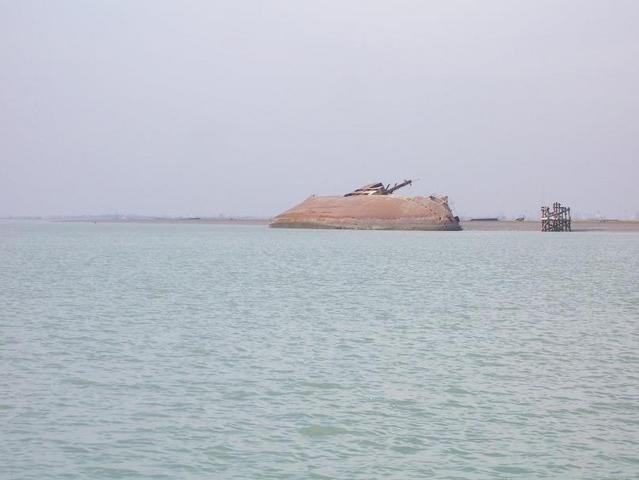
3 217 639 232
46 218 639 231
460 220 639 232
49 217 270 226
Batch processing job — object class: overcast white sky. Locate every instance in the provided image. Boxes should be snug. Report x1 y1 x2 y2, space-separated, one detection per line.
1 1 638 218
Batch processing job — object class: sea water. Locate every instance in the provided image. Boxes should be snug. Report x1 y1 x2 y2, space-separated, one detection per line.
1 222 638 479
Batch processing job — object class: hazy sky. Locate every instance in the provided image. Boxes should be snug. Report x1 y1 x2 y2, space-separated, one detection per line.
2 1 638 218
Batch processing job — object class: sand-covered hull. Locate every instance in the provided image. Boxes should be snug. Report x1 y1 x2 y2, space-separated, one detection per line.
270 194 461 231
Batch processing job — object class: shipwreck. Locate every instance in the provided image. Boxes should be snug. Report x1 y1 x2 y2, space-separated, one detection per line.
270 180 461 231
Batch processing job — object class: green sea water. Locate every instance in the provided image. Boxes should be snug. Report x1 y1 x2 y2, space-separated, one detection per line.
1 222 638 479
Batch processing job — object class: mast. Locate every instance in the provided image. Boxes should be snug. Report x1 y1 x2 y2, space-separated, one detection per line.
385 179 412 194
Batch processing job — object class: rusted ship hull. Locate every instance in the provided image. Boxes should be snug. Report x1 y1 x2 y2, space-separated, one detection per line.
270 194 461 231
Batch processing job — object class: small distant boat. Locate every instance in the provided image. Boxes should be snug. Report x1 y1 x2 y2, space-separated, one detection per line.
515 216 525 222
469 217 499 222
